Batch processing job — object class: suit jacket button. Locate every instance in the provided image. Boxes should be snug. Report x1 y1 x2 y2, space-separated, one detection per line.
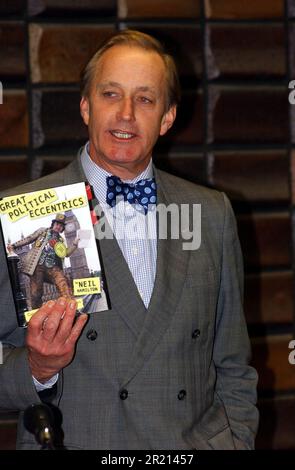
119 389 128 400
192 329 200 339
178 389 186 400
86 329 98 341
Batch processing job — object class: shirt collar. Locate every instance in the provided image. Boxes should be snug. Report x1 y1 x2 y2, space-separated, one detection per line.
80 141 154 204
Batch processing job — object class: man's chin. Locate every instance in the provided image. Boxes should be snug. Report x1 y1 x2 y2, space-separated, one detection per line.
106 152 144 166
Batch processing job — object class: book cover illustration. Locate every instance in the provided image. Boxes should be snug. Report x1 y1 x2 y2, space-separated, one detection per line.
0 181 110 327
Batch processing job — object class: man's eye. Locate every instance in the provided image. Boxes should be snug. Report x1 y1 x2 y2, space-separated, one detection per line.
139 96 153 104
102 91 117 98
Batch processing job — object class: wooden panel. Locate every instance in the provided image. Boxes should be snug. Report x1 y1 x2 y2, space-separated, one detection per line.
205 0 284 19
0 90 29 149
290 105 295 145
118 0 200 19
290 149 295 204
245 271 294 325
0 423 17 450
207 24 286 79
237 212 292 269
289 24 295 78
28 0 116 16
29 24 115 83
290 150 295 204
208 86 288 144
161 91 204 146
0 0 25 14
0 156 29 190
207 150 290 203
251 335 295 392
0 23 26 78
256 396 295 450
128 25 202 80
31 155 75 179
0 411 18 450
154 153 205 185
32 89 87 149
291 27 295 143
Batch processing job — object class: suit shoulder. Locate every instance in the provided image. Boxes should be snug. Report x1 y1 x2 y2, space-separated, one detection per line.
155 169 236 239
155 167 226 207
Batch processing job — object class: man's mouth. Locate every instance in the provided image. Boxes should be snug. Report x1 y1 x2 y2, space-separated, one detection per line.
110 130 137 140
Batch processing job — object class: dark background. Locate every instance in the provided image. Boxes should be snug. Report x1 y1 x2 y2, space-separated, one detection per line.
0 0 294 450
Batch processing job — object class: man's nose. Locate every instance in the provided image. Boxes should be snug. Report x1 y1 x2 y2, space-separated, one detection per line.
117 97 135 121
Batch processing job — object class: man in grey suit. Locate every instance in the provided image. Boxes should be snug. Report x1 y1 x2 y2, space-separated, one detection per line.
0 30 258 450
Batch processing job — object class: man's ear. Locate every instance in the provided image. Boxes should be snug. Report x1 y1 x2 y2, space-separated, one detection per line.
159 105 177 136
80 96 90 125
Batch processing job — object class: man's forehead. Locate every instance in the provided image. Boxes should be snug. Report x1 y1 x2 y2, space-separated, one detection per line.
95 45 165 74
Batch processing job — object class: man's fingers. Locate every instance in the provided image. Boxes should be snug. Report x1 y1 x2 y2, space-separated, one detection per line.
27 297 87 353
66 314 88 346
54 299 78 343
39 297 68 342
28 300 57 336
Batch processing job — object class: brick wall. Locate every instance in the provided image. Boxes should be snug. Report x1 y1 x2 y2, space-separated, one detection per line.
0 0 294 450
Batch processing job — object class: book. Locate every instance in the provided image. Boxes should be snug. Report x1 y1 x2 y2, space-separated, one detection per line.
0 181 110 327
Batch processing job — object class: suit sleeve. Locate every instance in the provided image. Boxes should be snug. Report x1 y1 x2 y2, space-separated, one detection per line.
0 232 59 410
212 192 259 449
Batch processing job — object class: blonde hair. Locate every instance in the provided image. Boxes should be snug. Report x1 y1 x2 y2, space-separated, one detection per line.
80 30 181 111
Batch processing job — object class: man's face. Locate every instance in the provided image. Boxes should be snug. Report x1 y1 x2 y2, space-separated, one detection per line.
52 222 64 233
80 45 176 178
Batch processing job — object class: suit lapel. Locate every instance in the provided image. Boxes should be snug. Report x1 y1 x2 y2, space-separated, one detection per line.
121 167 191 387
98 234 147 337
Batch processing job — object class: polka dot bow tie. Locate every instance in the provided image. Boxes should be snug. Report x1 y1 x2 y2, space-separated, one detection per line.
106 175 157 214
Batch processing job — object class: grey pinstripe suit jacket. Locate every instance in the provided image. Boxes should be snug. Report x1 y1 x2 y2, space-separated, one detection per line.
0 149 258 449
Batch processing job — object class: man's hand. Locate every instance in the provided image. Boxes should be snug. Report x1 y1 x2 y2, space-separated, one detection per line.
26 297 88 383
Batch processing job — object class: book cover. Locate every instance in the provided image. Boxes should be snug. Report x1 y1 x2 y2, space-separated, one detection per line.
0 181 110 327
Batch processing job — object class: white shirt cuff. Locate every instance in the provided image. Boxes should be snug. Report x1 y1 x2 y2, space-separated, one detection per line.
33 373 59 392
